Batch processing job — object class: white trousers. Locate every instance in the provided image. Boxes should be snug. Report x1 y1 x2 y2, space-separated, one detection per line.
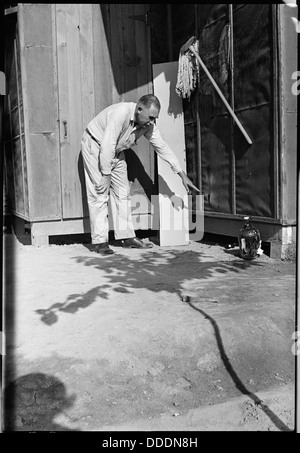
81 131 135 244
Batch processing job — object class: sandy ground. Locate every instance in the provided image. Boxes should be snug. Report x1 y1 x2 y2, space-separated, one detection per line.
2 232 297 433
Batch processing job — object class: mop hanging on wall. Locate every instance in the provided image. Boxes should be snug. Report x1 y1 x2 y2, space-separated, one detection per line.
175 38 200 100
176 36 253 145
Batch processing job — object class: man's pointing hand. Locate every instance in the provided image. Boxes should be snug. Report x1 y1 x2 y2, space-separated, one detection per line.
178 171 201 193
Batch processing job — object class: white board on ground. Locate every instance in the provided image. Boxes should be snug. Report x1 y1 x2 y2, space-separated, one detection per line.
152 62 189 246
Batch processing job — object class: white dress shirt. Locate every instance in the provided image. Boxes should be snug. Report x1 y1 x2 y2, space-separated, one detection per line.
86 102 183 175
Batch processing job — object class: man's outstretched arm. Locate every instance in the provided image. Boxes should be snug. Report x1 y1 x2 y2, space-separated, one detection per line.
144 125 200 193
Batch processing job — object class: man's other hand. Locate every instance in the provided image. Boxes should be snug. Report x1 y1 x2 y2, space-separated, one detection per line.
95 175 111 194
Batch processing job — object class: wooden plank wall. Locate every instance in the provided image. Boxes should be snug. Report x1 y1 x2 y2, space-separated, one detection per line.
4 13 28 218
95 4 152 103
131 3 155 204
109 5 125 103
56 3 155 221
92 4 114 113
7 4 155 229
79 5 95 133
18 3 61 221
94 4 155 220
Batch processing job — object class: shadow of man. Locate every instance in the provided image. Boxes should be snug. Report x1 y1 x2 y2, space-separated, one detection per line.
3 373 79 431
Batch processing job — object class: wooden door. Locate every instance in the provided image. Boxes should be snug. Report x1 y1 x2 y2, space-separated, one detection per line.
56 4 93 219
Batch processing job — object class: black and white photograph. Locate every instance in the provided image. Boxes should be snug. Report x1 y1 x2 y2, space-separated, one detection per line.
1 2 298 435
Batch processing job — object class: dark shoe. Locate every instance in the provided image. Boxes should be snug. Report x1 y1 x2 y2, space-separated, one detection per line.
95 243 114 255
123 237 153 249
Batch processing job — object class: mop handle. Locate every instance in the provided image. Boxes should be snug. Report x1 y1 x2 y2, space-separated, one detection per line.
189 46 253 145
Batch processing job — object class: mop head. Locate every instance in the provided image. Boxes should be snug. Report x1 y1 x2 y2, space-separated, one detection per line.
176 39 200 100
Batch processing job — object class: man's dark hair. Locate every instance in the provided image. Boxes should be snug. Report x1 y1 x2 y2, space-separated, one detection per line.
138 94 161 110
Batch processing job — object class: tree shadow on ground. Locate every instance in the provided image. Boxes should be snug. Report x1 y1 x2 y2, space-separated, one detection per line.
35 286 111 326
3 373 79 432
184 299 293 432
35 249 265 325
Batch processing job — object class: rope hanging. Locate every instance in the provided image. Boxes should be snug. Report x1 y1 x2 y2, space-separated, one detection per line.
175 40 200 100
